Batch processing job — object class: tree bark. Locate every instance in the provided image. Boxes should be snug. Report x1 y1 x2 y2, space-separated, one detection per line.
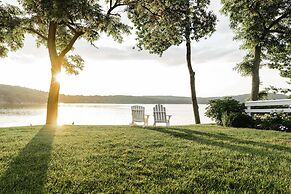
46 22 60 126
186 40 201 124
185 1 200 124
46 65 61 126
251 45 261 101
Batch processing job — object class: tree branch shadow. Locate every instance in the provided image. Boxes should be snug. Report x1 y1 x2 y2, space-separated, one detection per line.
146 127 291 162
0 126 55 193
178 127 291 153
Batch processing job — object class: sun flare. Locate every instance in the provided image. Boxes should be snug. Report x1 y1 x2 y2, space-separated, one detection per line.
55 72 65 83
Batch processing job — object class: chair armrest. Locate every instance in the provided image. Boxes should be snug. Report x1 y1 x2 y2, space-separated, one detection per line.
166 115 172 120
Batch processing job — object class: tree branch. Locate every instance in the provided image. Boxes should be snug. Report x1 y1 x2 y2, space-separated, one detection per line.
48 22 58 60
110 0 113 9
107 0 135 15
24 27 47 41
65 23 77 33
140 4 162 17
59 31 84 58
269 29 287 34
267 5 291 30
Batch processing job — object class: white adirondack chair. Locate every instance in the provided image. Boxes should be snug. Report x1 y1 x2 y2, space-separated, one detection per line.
131 105 149 127
153 104 172 127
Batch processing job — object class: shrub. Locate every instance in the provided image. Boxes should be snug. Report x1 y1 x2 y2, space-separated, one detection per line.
231 113 254 128
221 112 234 127
205 97 245 125
254 112 291 132
222 112 254 128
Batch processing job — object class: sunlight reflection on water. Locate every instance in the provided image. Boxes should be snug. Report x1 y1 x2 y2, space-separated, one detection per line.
0 104 213 127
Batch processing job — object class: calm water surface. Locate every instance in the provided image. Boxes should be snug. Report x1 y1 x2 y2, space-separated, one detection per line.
0 104 213 127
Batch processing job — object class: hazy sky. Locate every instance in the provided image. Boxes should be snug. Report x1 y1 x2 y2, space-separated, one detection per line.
0 1 289 97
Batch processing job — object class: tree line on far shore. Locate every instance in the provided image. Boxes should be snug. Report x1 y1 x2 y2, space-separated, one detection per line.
1 84 287 106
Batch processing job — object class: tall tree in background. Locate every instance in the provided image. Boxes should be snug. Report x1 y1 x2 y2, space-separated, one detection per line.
1 0 131 126
221 0 291 101
128 0 216 124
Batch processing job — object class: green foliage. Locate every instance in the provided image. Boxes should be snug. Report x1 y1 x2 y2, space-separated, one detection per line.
222 112 254 128
221 0 291 81
128 0 216 55
230 114 254 128
0 2 24 57
63 55 84 75
221 0 290 49
265 86 291 98
205 97 245 125
234 53 254 76
254 112 291 132
221 112 234 127
267 43 291 79
0 125 291 193
257 90 269 100
1 0 131 74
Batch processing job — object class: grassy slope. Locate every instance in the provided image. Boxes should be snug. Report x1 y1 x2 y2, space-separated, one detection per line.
0 125 290 193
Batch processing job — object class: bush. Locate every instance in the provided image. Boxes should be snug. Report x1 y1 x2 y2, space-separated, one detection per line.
231 113 254 128
221 112 234 127
222 112 254 128
254 112 291 132
205 97 245 125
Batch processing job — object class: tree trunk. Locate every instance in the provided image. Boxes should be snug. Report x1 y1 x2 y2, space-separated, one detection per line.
46 22 60 127
185 1 200 124
251 45 261 101
46 64 61 126
186 39 201 124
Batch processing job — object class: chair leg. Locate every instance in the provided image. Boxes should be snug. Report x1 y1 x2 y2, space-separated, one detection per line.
145 119 148 127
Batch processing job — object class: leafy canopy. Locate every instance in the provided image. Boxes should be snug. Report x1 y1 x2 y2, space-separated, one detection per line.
127 0 216 55
1 0 131 74
0 1 23 57
221 0 291 78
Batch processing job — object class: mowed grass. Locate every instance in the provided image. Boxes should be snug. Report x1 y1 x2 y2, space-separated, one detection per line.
0 125 291 193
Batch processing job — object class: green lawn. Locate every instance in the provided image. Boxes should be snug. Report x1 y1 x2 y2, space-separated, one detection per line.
0 125 290 193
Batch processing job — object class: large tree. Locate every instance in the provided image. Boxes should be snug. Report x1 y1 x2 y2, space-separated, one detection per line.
2 0 131 126
221 0 291 101
128 0 216 124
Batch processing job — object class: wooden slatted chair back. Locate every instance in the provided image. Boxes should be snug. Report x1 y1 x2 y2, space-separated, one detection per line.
153 104 167 123
131 105 145 122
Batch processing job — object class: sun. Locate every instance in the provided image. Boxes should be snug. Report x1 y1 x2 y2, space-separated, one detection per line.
55 72 66 83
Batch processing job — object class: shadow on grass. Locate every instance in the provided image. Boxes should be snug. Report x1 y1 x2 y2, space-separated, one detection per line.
179 127 291 153
146 127 291 160
0 126 55 193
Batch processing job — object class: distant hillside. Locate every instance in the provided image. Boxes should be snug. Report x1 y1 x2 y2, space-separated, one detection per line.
0 84 48 104
0 84 288 105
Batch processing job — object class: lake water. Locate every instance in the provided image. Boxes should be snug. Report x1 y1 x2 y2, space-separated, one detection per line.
0 104 213 127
